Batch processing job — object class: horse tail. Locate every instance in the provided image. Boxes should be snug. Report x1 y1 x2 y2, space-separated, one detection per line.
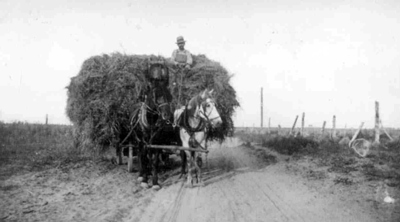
139 103 149 129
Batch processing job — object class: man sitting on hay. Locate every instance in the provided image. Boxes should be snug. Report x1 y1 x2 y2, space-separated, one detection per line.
171 36 193 104
171 36 192 71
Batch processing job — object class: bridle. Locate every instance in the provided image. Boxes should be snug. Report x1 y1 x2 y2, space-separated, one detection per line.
181 97 220 133
142 98 172 123
156 101 172 124
178 97 220 151
198 99 220 124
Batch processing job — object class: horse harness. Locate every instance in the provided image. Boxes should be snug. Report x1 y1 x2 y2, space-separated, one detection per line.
178 99 217 151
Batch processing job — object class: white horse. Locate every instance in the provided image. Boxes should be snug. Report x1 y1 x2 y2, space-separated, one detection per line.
174 89 222 187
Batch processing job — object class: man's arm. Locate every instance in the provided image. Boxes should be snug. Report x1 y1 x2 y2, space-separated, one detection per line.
186 51 193 66
171 50 178 65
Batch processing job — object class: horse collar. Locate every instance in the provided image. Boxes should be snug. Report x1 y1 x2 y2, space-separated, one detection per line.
182 105 207 135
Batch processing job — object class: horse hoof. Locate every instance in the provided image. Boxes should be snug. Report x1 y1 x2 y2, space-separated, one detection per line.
185 179 193 188
140 182 149 189
137 177 144 182
152 185 161 190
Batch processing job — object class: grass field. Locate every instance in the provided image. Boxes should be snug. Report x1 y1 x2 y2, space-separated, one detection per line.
0 122 88 180
1 122 399 183
235 127 400 187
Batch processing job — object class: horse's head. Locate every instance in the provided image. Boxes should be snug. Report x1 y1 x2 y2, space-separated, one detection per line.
154 89 172 122
144 82 172 122
198 89 222 127
147 60 169 83
144 59 172 122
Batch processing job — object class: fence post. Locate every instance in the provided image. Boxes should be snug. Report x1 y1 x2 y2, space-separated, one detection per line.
45 114 48 125
332 115 336 139
278 124 281 135
301 112 305 136
375 101 380 144
321 121 326 134
268 118 271 134
290 115 299 136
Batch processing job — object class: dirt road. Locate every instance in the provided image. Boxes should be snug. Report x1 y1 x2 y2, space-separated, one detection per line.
135 138 380 222
1 138 398 221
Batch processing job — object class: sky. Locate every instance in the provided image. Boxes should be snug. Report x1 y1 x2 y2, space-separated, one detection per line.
0 0 399 129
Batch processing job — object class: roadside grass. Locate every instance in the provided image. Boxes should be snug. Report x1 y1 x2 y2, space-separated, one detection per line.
0 121 90 181
235 129 400 185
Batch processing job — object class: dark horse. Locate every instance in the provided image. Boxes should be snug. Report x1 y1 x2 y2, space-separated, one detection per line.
131 60 181 190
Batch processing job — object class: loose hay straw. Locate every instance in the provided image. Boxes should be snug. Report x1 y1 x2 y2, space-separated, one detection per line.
66 53 239 152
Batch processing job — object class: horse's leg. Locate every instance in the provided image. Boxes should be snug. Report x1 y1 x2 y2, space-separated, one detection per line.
139 145 149 188
138 151 144 181
197 139 207 186
194 152 202 185
202 136 209 171
180 129 193 187
179 150 187 179
186 150 194 188
204 152 208 170
204 140 209 171
116 143 123 165
151 150 161 190
137 142 144 181
193 132 206 186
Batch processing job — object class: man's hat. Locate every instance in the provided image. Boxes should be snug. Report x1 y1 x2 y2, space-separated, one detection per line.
176 36 186 44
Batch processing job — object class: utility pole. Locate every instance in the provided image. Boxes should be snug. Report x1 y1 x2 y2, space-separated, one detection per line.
268 118 271 134
261 87 263 128
375 101 380 144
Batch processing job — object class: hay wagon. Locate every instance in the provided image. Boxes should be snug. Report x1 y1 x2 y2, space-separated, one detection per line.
67 53 238 175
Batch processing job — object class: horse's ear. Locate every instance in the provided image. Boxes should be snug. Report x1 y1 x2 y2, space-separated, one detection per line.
194 105 200 117
200 89 208 99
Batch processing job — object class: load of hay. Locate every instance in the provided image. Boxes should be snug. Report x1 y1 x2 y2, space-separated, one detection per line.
170 54 239 141
66 52 239 152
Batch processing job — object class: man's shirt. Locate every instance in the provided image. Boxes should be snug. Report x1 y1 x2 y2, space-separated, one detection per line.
171 49 193 65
